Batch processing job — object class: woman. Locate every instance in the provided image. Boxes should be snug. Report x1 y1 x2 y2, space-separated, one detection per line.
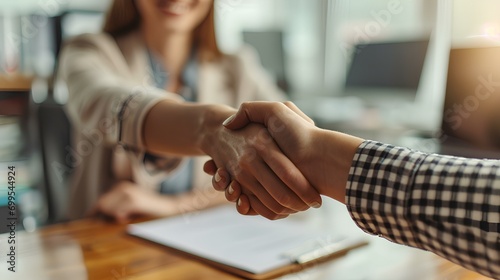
59 0 322 222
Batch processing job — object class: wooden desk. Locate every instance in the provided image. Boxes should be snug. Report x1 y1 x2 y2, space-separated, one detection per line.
0 214 494 280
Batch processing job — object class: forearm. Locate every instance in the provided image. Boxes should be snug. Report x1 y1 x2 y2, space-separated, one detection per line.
143 100 236 156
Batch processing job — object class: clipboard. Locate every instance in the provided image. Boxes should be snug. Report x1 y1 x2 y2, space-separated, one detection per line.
127 205 368 279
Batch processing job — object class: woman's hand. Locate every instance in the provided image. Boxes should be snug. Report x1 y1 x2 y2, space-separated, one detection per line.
200 116 322 220
91 181 171 223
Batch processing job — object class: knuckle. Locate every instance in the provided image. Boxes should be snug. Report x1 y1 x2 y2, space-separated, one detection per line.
241 101 252 109
281 169 299 187
271 102 286 115
239 102 252 115
274 192 293 208
269 204 288 215
298 203 309 211
278 173 319 207
230 163 241 177
296 185 319 205
256 130 272 145
239 151 257 167
268 213 282 220
122 189 134 199
253 142 267 154
305 192 320 205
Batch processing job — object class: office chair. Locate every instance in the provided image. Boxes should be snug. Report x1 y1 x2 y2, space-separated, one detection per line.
34 80 72 224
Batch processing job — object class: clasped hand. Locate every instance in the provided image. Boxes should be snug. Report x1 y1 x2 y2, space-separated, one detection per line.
204 101 326 219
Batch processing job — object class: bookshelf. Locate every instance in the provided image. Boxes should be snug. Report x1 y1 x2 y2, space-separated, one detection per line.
0 74 33 91
0 79 43 232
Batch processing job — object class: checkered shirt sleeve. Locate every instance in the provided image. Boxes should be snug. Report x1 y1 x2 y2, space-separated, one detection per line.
346 140 500 279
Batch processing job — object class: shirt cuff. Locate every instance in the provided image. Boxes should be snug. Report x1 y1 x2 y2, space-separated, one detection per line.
345 140 427 248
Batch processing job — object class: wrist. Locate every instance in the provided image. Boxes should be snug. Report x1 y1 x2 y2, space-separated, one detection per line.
312 129 364 203
146 194 178 217
198 105 236 156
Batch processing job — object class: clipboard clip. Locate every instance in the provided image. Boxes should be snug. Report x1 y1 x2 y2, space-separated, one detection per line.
281 236 369 264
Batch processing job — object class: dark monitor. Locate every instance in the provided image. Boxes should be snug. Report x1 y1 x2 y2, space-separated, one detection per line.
345 40 429 91
243 31 288 91
442 46 500 150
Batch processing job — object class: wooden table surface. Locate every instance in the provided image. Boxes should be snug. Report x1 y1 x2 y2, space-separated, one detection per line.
0 213 494 280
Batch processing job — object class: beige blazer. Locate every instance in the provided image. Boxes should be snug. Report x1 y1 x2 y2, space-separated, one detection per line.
58 31 285 219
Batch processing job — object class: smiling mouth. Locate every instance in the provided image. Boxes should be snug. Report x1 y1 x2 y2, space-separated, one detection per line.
157 0 192 16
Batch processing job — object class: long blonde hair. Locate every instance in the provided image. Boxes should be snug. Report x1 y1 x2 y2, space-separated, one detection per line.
102 0 222 62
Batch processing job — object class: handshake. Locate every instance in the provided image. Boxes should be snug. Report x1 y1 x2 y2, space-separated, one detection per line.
202 101 364 220
201 102 500 279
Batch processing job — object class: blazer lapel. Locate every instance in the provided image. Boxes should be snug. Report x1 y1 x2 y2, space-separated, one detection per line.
114 30 153 87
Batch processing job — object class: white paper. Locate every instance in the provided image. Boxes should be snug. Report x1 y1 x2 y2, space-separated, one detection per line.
127 205 358 274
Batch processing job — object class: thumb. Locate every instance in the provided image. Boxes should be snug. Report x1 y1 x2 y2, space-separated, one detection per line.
283 101 314 125
223 101 271 130
223 101 314 130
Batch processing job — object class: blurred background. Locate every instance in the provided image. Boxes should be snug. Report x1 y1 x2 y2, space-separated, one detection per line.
2 0 500 230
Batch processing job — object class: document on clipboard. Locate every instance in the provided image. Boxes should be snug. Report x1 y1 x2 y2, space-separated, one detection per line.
127 205 368 279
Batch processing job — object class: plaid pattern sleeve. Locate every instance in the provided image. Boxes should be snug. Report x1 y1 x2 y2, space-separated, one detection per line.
346 140 500 279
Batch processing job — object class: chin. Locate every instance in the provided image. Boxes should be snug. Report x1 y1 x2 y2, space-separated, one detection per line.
154 0 208 32
157 0 198 17
160 24 192 34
